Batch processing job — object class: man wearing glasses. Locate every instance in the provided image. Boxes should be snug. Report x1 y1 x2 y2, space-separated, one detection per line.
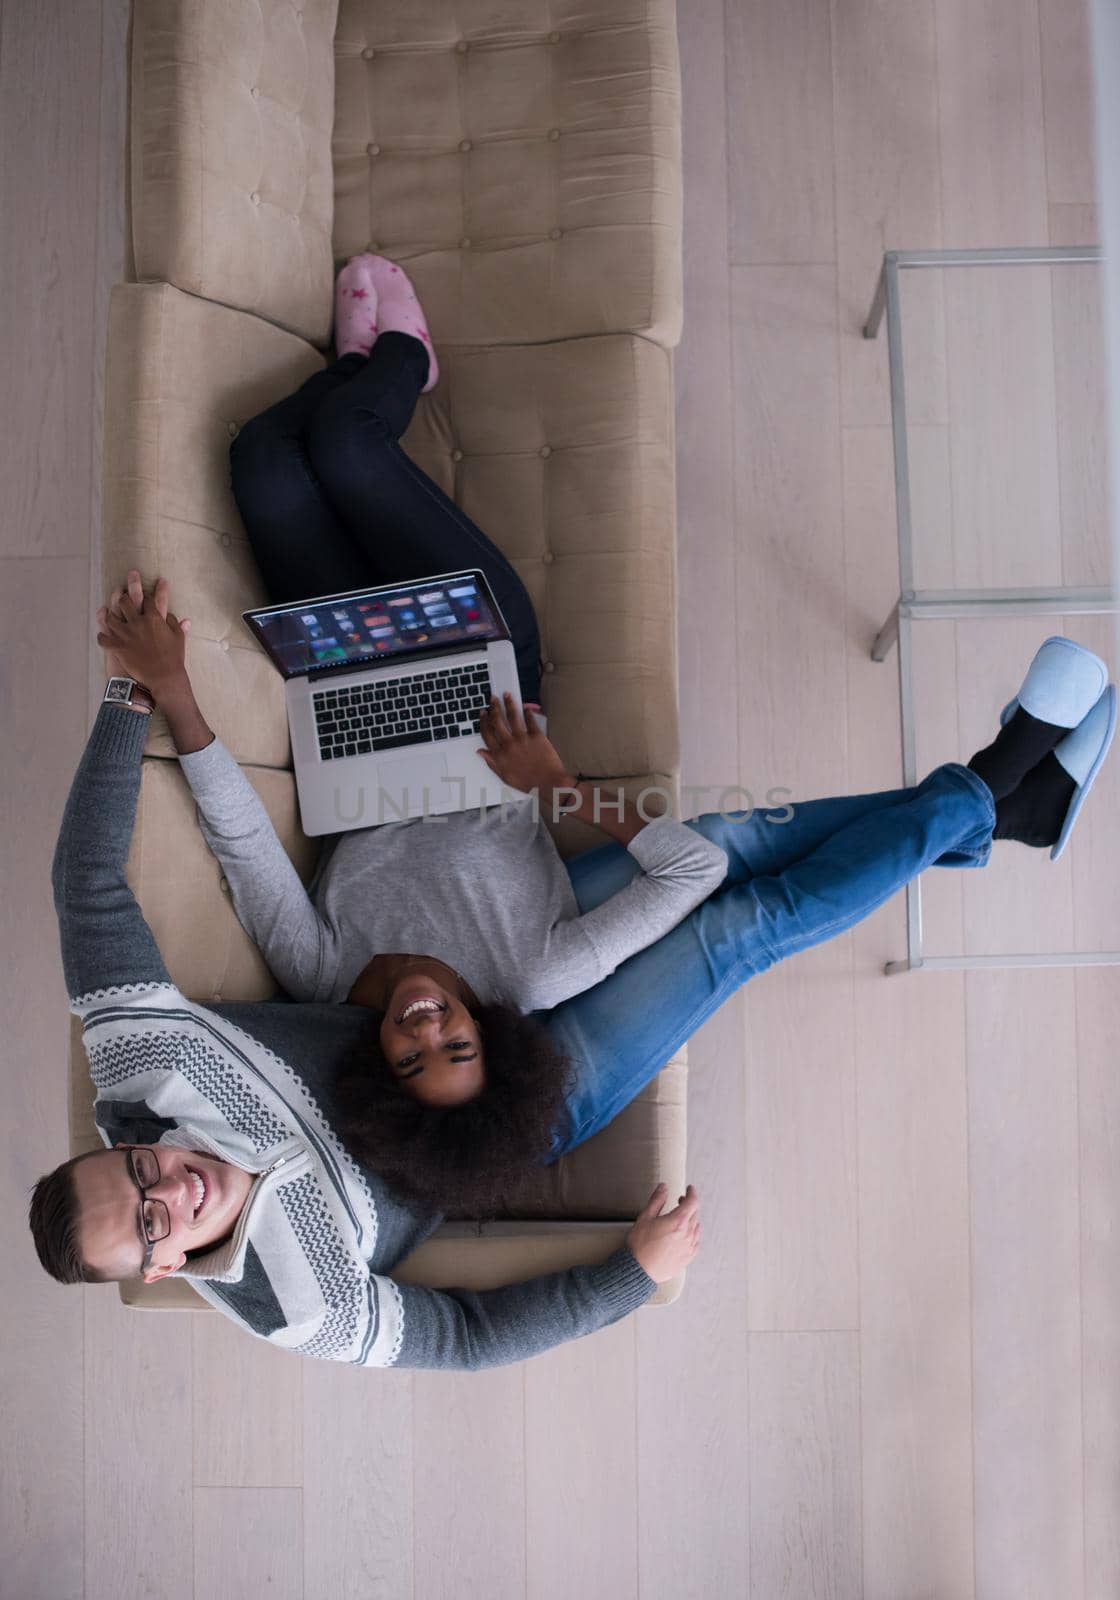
28 582 692 1369
61 1144 255 1284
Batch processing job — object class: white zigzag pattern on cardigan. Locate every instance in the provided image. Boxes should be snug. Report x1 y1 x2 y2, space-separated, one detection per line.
278 1173 364 1360
73 980 182 1008
87 1030 286 1155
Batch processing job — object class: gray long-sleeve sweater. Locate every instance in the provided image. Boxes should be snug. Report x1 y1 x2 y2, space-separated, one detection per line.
52 705 659 1370
177 735 728 1009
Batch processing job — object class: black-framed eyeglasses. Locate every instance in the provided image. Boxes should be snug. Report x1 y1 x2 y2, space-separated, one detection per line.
124 1147 171 1272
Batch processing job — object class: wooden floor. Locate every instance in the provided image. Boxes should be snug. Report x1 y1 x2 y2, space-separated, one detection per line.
2 1 1117 1596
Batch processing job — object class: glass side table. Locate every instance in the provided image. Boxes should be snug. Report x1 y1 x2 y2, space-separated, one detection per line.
863 247 1119 974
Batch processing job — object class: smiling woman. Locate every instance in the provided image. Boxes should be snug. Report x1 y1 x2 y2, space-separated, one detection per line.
333 997 573 1217
347 953 487 1103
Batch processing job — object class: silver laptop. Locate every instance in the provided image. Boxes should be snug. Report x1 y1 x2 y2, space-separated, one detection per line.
243 569 527 835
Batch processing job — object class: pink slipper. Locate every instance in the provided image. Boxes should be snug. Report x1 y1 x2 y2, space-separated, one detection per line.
361 254 440 392
333 255 380 357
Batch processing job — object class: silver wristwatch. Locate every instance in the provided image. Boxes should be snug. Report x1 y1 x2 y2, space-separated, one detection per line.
103 676 155 714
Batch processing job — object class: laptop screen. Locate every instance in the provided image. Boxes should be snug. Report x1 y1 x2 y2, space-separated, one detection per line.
243 570 510 680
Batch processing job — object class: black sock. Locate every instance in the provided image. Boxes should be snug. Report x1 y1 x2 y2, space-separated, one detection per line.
993 752 1076 847
967 707 1069 801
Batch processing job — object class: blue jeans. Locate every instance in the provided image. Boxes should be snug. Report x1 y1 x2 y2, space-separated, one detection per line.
545 763 995 1155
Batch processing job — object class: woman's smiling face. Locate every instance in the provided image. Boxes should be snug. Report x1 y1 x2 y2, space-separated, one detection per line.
379 960 486 1106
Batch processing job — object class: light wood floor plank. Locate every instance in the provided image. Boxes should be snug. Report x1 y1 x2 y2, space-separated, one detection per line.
1039 0 1097 206
730 264 848 799
842 403 975 1600
675 0 736 796
0 557 89 1600
412 1368 525 1599
725 0 835 266
302 1365 414 1600
853 933 975 1600
636 1001 751 1598
0 0 103 558
944 266 1062 591
1077 967 1120 1600
192 1312 303 1487
832 0 946 429
88 0 132 718
84 1290 194 1600
194 1487 303 1600
525 1319 638 1600
1052 254 1111 586
935 0 1050 246
744 943 859 1333
748 1332 862 1599
967 970 1085 1598
1049 201 1099 248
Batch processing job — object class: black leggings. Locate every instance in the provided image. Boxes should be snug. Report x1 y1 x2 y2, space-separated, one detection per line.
229 332 543 701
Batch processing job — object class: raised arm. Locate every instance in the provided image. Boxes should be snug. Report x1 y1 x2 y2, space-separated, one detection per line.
51 701 177 1008
172 715 331 1003
97 572 332 1001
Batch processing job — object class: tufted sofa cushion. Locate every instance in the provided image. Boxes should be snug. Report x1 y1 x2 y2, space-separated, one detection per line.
104 282 680 782
129 0 340 346
332 0 682 347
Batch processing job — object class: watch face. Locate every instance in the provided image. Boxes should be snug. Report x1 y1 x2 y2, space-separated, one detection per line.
105 678 132 704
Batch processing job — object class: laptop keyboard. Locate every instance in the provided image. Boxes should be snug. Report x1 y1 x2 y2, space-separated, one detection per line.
312 662 493 761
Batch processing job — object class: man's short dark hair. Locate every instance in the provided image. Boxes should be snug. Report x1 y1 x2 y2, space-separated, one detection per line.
335 1002 573 1218
28 1151 114 1285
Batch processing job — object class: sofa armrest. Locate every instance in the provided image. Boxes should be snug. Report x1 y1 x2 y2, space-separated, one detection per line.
118 1222 683 1311
130 0 340 344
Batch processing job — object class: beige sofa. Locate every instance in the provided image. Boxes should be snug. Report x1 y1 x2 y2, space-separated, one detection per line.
71 0 688 1310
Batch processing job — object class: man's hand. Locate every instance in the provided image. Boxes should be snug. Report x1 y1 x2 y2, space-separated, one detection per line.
96 570 192 698
477 692 574 801
625 1182 701 1284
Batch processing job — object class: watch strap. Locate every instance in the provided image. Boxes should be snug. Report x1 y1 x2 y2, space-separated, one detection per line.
104 676 156 714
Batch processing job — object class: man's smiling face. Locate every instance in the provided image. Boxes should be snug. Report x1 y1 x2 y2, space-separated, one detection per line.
71 1144 254 1282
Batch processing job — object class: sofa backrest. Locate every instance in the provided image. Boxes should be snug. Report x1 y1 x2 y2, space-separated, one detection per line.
331 0 683 347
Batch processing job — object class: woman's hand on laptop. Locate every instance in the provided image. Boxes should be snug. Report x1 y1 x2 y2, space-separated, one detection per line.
97 570 192 697
625 1183 701 1284
477 692 576 801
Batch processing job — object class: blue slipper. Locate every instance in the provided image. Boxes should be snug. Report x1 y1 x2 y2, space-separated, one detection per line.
998 635 1108 728
1049 684 1117 860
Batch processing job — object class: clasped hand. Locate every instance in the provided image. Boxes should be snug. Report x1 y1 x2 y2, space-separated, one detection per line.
96 570 191 697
